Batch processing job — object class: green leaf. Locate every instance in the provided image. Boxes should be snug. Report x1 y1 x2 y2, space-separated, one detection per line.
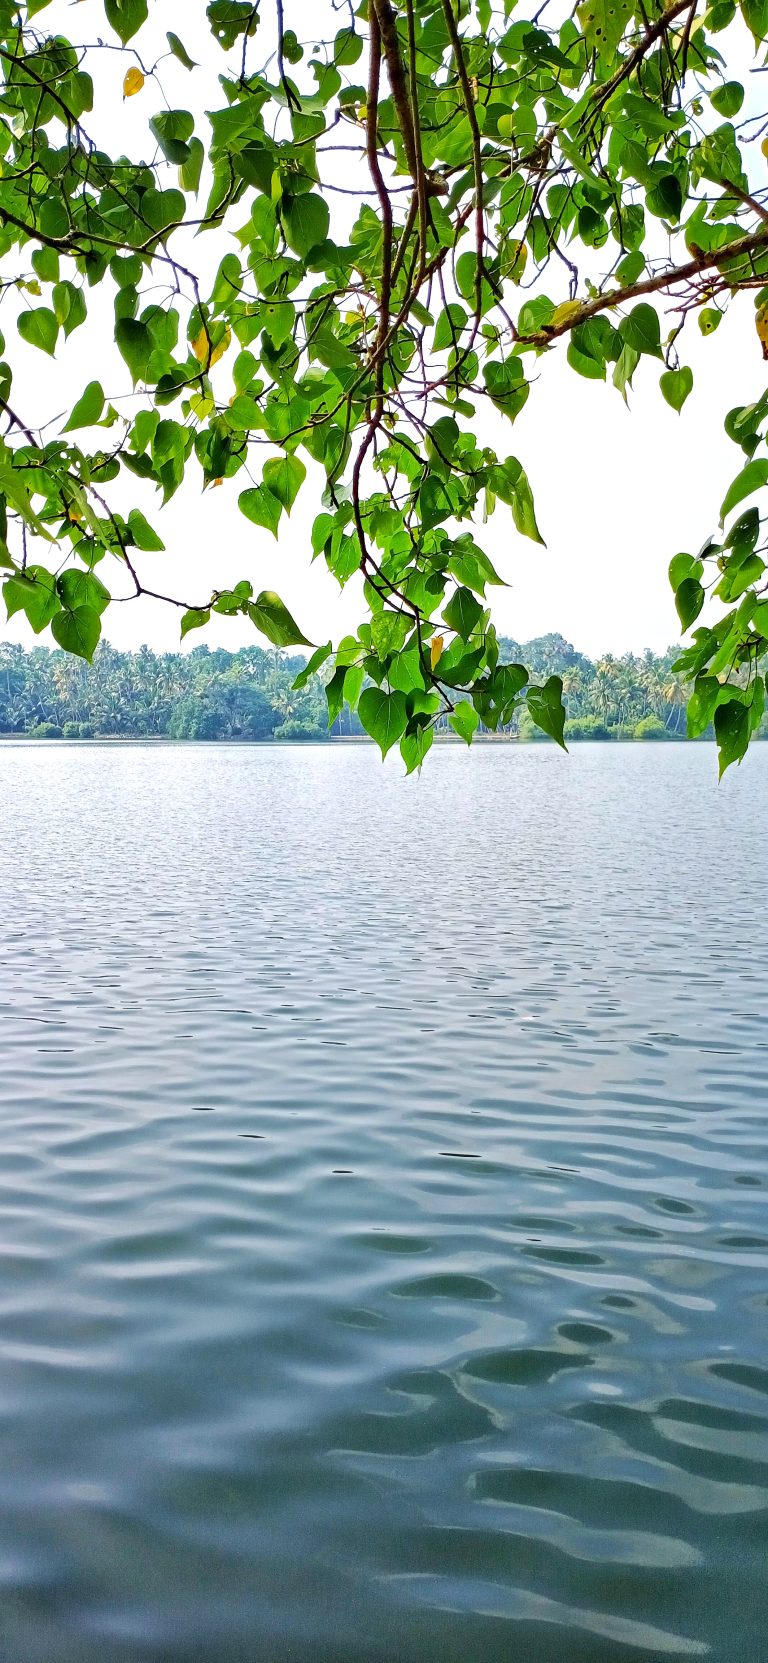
720 460 768 522
228 394 263 430
31 246 59 283
711 80 744 116
207 1 259 49
104 0 148 44
613 343 640 403
660 367 693 412
433 304 467 352
527 675 567 748
262 454 306 514
577 0 633 54
18 308 58 356
180 607 210 638
261 300 295 347
400 727 434 774
568 339 605 380
483 358 529 422
292 642 332 689
128 509 165 551
620 303 662 358
490 458 544 544
4 566 59 633
282 193 330 257
616 251 645 286
57 569 110 614
248 589 312 647
358 686 408 757
646 173 683 222
167 30 197 69
51 605 101 661
714 696 749 776
115 318 152 383
448 542 504 592
180 137 205 195
675 577 705 629
142 188 185 233
239 485 282 537
669 552 702 588
325 665 347 727
53 281 86 338
687 675 721 737
334 25 363 65
443 585 483 639
64 381 105 431
741 0 768 44
150 109 194 165
449 700 479 744
370 610 411 660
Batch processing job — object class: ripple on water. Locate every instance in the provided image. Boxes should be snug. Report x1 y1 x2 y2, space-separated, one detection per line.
0 742 767 1663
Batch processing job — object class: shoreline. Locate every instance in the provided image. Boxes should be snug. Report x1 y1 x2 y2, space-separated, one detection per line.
0 732 717 747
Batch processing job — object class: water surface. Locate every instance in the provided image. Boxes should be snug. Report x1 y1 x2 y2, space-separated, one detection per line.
1 742 767 1662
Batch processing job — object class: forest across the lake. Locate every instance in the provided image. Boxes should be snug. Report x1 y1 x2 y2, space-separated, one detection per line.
1 633 762 743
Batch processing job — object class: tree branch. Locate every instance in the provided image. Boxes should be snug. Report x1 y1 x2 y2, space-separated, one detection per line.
370 0 420 182
523 221 768 345
440 0 485 352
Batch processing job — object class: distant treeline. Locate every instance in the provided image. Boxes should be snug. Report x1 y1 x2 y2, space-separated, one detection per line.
0 633 746 741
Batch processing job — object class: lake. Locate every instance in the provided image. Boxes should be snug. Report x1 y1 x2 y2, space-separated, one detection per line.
1 740 767 1663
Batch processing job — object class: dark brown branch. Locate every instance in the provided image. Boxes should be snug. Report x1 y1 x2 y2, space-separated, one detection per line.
404 0 428 283
523 221 768 345
352 4 392 576
440 0 484 340
370 0 420 182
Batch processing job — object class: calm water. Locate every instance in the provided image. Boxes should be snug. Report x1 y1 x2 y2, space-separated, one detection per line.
1 741 767 1663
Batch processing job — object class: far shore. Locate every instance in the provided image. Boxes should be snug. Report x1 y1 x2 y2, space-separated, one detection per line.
0 731 721 747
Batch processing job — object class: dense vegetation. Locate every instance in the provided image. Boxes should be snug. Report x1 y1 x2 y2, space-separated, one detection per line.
2 632 744 742
1 2 768 773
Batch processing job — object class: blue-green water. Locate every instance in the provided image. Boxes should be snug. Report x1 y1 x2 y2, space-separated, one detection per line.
1 741 767 1663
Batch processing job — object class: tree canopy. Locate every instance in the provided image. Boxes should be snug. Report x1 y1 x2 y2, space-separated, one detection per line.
1 0 768 775
1 632 708 739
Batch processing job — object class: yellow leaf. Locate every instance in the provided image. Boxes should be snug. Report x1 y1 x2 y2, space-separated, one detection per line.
756 302 768 361
551 299 583 328
192 324 231 368
123 67 145 98
504 238 528 285
762 136 768 160
188 392 213 420
430 634 444 671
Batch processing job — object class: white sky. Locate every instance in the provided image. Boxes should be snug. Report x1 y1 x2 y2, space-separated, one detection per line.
2 0 763 659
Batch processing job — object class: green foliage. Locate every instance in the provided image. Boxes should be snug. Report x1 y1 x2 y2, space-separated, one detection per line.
358 687 408 756
660 368 693 413
527 676 568 750
2 632 752 747
633 713 672 739
1 2 768 776
0 640 330 740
